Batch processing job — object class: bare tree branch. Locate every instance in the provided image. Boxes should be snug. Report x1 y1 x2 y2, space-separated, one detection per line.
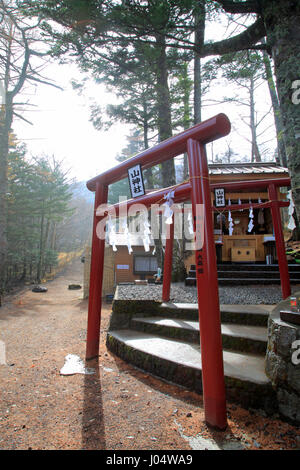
200 18 266 57
13 109 33 125
25 74 63 90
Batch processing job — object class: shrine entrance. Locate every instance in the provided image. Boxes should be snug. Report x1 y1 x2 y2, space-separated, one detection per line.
85 113 292 430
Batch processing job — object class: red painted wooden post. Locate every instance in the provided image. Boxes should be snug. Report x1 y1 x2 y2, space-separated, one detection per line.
86 182 108 360
187 138 227 430
162 215 174 302
268 184 291 299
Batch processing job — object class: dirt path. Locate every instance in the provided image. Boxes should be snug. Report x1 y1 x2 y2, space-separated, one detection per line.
0 258 299 451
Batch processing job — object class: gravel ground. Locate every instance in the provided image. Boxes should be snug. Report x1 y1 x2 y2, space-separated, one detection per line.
116 282 299 305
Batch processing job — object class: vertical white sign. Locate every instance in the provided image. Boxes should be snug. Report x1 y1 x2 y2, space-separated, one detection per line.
128 164 145 198
214 188 226 208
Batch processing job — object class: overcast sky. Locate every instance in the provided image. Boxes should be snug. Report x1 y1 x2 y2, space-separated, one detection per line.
13 62 132 182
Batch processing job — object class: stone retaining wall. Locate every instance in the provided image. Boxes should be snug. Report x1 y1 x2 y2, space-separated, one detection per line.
265 295 300 424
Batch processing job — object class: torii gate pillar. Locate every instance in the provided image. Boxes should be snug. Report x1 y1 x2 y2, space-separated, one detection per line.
187 138 227 430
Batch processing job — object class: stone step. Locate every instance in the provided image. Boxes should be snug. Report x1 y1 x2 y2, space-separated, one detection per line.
218 277 300 285
190 263 300 272
106 329 275 410
185 277 197 285
158 303 271 326
217 270 282 279
185 277 300 286
131 316 267 355
186 265 300 284
218 263 300 272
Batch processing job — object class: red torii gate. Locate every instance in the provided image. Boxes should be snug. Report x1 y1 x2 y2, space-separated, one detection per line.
86 113 291 431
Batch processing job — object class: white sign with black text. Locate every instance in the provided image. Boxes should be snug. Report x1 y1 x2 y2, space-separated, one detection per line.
214 188 226 208
128 164 145 198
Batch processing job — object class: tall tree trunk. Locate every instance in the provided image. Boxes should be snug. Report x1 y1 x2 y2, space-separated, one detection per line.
153 33 176 271
0 22 13 295
43 218 50 277
0 95 13 303
142 96 154 189
193 0 205 125
37 210 45 283
194 56 202 124
249 77 261 162
154 33 176 188
182 62 192 181
262 1 300 221
51 221 57 250
262 48 287 166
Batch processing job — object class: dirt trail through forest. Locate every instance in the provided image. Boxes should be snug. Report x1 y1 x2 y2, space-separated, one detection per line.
0 258 299 451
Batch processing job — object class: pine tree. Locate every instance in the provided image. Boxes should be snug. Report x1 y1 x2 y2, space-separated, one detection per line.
6 149 73 287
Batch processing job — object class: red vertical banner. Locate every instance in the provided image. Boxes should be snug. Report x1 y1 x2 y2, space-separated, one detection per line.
86 182 108 360
268 184 291 299
162 215 174 302
187 138 227 430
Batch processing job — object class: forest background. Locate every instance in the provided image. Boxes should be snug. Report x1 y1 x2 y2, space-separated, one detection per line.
0 0 299 301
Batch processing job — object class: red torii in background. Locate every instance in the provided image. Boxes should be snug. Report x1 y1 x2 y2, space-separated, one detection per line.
85 113 291 431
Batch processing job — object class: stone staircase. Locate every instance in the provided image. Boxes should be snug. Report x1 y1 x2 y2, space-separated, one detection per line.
185 263 300 286
106 295 277 412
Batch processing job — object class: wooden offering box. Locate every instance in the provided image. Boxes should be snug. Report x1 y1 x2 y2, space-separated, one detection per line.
231 246 256 262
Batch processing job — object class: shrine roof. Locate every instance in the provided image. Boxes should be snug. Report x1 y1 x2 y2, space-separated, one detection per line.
208 162 288 175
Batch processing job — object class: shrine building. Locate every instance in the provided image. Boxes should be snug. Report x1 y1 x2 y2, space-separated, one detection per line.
108 162 290 284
